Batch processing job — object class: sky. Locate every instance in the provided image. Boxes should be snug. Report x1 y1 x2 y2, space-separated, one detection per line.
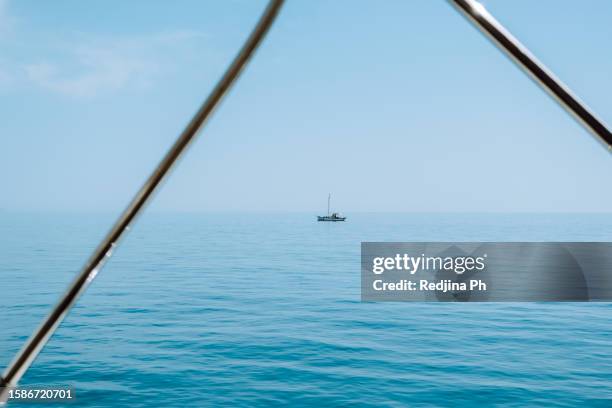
1 0 612 213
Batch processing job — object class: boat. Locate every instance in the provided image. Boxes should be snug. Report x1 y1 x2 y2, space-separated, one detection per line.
317 194 346 222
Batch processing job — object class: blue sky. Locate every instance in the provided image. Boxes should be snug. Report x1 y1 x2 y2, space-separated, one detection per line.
1 0 612 213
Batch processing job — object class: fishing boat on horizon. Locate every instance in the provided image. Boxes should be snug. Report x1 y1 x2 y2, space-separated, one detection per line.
317 193 346 222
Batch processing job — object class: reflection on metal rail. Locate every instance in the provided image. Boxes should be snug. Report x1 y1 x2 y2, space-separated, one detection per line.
450 0 612 151
0 0 284 404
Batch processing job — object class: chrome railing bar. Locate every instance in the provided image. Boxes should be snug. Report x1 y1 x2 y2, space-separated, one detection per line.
0 0 284 402
450 0 612 151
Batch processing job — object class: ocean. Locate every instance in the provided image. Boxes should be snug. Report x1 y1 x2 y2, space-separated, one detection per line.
1 212 612 407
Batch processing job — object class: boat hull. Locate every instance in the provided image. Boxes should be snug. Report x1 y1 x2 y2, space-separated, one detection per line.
317 216 346 222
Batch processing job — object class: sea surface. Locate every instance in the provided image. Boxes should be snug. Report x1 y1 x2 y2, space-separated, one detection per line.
1 213 612 407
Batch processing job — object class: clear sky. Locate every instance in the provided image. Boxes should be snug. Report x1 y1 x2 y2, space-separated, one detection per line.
1 0 612 213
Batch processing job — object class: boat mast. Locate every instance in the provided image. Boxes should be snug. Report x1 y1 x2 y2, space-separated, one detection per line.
327 193 331 216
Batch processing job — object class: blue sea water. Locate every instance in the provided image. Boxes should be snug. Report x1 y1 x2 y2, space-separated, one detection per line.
1 212 612 407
